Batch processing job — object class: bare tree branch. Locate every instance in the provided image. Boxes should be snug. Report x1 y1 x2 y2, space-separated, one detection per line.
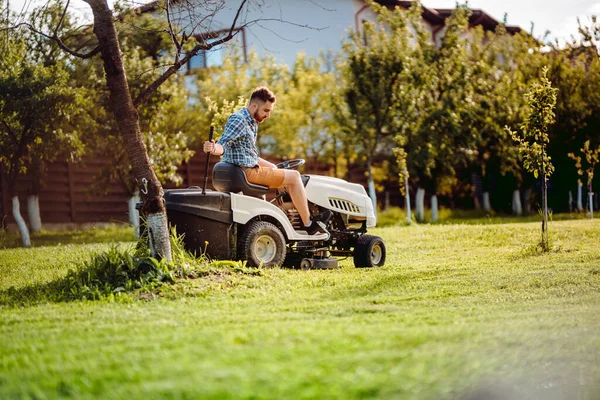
7 21 100 59
133 0 248 108
165 0 183 59
53 0 70 36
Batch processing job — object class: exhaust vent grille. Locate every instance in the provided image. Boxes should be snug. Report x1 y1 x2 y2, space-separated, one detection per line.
328 198 360 213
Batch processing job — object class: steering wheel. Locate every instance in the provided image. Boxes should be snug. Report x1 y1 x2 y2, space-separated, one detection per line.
276 159 305 170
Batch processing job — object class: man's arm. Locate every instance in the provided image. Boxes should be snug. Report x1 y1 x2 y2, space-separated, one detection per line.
203 114 244 155
203 140 224 156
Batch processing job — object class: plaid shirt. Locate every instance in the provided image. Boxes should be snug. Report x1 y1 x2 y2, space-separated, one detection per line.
217 107 259 168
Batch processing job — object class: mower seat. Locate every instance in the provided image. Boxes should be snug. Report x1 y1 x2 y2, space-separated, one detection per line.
212 161 269 198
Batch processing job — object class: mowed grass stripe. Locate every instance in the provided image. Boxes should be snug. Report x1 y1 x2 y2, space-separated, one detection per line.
0 218 599 399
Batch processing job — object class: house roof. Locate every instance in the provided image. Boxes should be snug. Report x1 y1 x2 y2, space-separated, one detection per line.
375 0 522 34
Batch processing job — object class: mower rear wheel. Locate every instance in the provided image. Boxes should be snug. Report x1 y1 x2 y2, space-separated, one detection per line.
353 234 386 268
240 221 286 268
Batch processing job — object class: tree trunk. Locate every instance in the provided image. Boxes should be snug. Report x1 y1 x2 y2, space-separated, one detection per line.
589 185 594 220
404 172 411 224
28 158 43 233
523 187 532 214
512 189 522 216
430 194 438 223
415 187 425 222
12 196 31 247
568 190 573 213
542 176 549 250
482 192 491 213
27 195 42 233
84 0 171 261
577 181 583 211
366 160 377 215
128 191 141 238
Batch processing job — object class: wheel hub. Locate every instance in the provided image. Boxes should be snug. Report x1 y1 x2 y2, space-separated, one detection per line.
253 234 277 263
371 244 383 264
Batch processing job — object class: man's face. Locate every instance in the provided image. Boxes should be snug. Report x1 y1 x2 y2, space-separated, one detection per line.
251 100 275 124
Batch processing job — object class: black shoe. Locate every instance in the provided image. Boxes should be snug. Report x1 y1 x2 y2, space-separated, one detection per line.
313 209 332 224
304 220 328 235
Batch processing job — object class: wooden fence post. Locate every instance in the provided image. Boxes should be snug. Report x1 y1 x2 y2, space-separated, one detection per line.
186 160 193 187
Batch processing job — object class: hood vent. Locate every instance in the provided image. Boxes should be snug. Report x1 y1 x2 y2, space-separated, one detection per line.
328 198 360 213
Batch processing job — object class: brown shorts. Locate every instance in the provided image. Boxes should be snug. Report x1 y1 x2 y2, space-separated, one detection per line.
244 165 285 188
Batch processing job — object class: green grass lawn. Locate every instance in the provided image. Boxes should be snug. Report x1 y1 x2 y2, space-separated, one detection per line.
1 217 600 399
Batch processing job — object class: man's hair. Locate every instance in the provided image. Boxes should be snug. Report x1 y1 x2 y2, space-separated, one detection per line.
250 86 276 104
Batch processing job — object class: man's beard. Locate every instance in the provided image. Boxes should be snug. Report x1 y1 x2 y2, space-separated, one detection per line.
253 110 266 123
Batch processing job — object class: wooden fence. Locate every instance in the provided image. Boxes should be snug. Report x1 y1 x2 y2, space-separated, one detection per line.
0 152 387 229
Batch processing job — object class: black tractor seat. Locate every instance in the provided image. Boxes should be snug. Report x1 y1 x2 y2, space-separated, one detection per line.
212 161 269 198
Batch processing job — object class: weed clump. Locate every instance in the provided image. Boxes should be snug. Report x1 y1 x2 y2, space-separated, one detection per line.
1 229 199 306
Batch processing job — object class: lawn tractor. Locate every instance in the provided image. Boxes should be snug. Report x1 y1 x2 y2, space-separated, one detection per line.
159 157 386 270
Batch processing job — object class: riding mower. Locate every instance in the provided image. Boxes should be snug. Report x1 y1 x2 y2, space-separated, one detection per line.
157 156 386 269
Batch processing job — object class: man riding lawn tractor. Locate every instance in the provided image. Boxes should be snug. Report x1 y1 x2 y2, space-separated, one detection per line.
146 87 386 269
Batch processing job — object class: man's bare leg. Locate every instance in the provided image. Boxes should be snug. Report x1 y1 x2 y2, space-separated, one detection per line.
281 170 311 226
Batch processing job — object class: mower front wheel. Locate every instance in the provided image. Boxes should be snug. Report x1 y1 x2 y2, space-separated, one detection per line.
240 221 286 268
353 234 386 268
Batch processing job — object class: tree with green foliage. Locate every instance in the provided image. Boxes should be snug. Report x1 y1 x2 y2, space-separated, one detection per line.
463 25 534 214
568 140 600 218
399 4 477 222
0 12 89 246
1 2 95 236
543 17 600 213
10 0 297 259
193 48 341 173
338 0 418 212
507 67 558 251
77 26 197 235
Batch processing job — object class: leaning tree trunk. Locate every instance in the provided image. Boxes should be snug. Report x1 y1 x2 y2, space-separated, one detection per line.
85 0 171 261
12 196 31 247
6 171 31 247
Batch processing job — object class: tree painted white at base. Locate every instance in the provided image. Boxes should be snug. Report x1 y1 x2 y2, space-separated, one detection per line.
589 192 594 219
482 192 491 213
512 189 522 216
577 181 583 211
146 212 172 262
128 193 141 238
12 197 31 247
27 195 42 233
368 179 377 216
415 187 425 222
430 195 438 223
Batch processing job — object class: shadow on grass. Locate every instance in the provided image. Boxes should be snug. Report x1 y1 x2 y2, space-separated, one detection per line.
0 224 136 249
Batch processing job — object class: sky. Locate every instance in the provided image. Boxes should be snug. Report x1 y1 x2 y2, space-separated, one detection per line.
8 0 600 45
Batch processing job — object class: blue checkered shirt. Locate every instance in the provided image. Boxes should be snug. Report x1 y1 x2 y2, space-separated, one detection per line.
217 107 259 168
